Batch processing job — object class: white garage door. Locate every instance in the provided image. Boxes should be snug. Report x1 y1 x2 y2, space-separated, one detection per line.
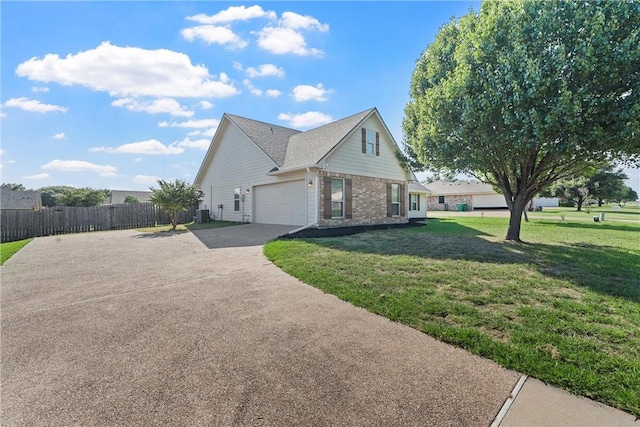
254 180 306 225
473 194 508 209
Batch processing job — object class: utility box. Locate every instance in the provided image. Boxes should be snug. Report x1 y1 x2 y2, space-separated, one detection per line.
456 203 468 212
196 209 210 223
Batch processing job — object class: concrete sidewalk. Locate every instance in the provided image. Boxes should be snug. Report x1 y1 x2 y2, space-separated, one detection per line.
1 227 638 426
495 376 638 426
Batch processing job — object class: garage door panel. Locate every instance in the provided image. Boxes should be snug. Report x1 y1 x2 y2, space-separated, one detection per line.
472 194 507 209
254 181 306 225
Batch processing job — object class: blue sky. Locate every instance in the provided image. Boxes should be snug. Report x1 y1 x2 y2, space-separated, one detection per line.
2 1 638 194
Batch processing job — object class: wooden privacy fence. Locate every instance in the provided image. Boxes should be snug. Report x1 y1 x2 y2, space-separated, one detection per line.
1 203 196 243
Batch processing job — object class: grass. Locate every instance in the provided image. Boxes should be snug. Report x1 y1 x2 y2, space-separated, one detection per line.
1 238 33 265
136 220 238 233
264 216 640 417
527 205 640 222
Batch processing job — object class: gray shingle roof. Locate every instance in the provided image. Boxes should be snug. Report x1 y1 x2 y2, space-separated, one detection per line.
409 182 430 193
226 114 301 167
1 189 42 210
282 108 375 170
425 180 496 195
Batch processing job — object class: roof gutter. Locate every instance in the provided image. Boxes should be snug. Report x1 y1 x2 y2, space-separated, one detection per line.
268 164 320 176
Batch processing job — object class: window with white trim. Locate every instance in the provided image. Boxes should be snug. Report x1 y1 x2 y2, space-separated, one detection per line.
366 129 375 155
331 178 344 218
410 194 420 211
391 184 400 216
438 195 445 204
234 188 240 212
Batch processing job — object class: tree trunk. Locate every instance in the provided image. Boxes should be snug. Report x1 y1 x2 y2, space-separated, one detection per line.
576 197 584 212
506 198 527 241
598 198 603 207
171 212 178 230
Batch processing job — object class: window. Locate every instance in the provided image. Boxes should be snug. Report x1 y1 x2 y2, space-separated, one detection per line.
361 128 379 156
391 184 400 216
438 195 445 204
410 194 420 211
331 178 344 218
366 130 375 155
234 188 240 212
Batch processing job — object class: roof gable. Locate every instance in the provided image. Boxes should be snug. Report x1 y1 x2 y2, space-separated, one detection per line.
282 108 374 170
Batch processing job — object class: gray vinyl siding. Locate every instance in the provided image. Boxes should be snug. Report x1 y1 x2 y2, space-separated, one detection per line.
324 115 408 181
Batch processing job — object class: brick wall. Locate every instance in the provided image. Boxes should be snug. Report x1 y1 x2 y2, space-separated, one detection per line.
427 194 473 211
318 171 408 227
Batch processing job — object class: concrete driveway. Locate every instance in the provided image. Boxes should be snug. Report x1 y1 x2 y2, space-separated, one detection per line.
1 225 519 426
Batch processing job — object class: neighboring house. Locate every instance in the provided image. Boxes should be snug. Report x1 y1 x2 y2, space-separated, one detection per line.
425 180 506 211
194 108 416 228
408 182 429 220
107 190 153 204
0 189 42 210
425 180 559 210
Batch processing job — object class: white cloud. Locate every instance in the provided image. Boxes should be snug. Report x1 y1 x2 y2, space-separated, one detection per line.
186 5 276 24
16 41 239 98
158 118 219 129
134 175 161 185
246 63 285 78
175 137 210 150
90 139 184 155
281 11 329 32
233 61 244 71
52 133 66 139
23 173 50 180
265 89 282 98
111 98 194 117
0 111 6 118
181 25 248 50
0 149 5 155
42 160 117 177
255 12 328 56
187 130 201 137
278 111 332 128
198 100 213 110
243 79 262 96
4 97 68 113
134 158 142 162
31 86 49 93
292 83 329 102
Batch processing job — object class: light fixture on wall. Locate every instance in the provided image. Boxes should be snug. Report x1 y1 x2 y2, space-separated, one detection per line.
308 179 313 187
245 188 250 194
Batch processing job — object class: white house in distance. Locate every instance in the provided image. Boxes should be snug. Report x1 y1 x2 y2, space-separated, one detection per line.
194 108 425 228
425 180 558 211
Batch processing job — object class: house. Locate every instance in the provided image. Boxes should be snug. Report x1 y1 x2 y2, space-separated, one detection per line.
107 190 153 204
0 189 42 210
425 180 558 210
408 182 429 220
194 108 418 228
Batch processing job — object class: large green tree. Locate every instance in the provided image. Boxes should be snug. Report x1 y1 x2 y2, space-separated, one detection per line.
58 187 108 207
403 0 640 241
149 179 202 230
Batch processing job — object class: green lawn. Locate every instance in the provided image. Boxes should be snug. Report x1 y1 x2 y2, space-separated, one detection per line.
528 205 640 222
264 217 640 417
1 238 33 265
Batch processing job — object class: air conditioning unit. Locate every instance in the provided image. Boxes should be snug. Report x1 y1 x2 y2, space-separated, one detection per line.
196 209 210 223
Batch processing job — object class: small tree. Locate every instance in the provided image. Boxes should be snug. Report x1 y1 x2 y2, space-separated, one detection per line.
543 176 591 211
149 179 202 230
123 195 139 204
